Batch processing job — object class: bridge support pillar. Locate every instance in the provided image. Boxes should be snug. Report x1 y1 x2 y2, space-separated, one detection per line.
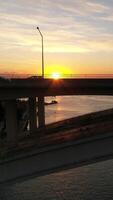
38 96 45 127
28 97 37 132
5 99 18 146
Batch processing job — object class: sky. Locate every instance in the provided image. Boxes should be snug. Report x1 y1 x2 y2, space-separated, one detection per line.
0 0 113 77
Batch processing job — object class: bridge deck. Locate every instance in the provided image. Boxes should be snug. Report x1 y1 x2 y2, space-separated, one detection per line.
1 78 113 99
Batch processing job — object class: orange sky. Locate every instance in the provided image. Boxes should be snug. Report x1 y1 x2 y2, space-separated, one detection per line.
0 0 113 77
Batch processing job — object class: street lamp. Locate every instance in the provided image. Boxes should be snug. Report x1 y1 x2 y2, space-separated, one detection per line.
37 27 44 78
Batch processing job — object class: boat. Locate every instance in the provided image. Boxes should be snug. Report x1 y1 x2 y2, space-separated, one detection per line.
45 100 58 106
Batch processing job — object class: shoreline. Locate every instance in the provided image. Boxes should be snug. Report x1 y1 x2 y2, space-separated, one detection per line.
0 107 113 157
0 107 113 184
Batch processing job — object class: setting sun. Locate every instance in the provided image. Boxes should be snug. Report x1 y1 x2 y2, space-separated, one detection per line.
52 72 61 80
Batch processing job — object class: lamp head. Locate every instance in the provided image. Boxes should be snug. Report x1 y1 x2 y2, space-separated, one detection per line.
37 27 39 29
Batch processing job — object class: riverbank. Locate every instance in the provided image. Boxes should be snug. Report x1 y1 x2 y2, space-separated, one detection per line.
0 107 113 184
0 121 113 184
0 107 113 159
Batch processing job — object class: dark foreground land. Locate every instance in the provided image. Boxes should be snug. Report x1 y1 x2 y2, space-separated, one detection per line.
0 107 113 159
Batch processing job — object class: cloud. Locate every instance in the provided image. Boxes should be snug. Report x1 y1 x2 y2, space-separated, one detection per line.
0 0 113 75
86 1 109 13
0 0 113 55
100 15 113 22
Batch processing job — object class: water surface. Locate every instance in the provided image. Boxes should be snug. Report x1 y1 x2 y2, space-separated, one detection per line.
45 95 113 124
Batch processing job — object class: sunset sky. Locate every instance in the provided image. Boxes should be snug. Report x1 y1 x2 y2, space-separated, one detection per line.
0 0 113 77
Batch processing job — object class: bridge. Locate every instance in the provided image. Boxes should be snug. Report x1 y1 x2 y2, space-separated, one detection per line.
0 78 113 183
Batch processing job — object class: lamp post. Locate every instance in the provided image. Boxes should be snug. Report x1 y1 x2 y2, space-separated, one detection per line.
37 27 44 78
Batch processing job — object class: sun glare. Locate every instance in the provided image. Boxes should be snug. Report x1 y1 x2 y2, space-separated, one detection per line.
52 72 61 80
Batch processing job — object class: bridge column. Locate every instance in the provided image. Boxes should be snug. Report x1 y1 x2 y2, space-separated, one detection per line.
28 97 37 132
38 96 45 127
5 99 18 146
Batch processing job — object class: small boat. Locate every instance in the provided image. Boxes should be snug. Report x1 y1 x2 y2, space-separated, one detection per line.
45 100 58 106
